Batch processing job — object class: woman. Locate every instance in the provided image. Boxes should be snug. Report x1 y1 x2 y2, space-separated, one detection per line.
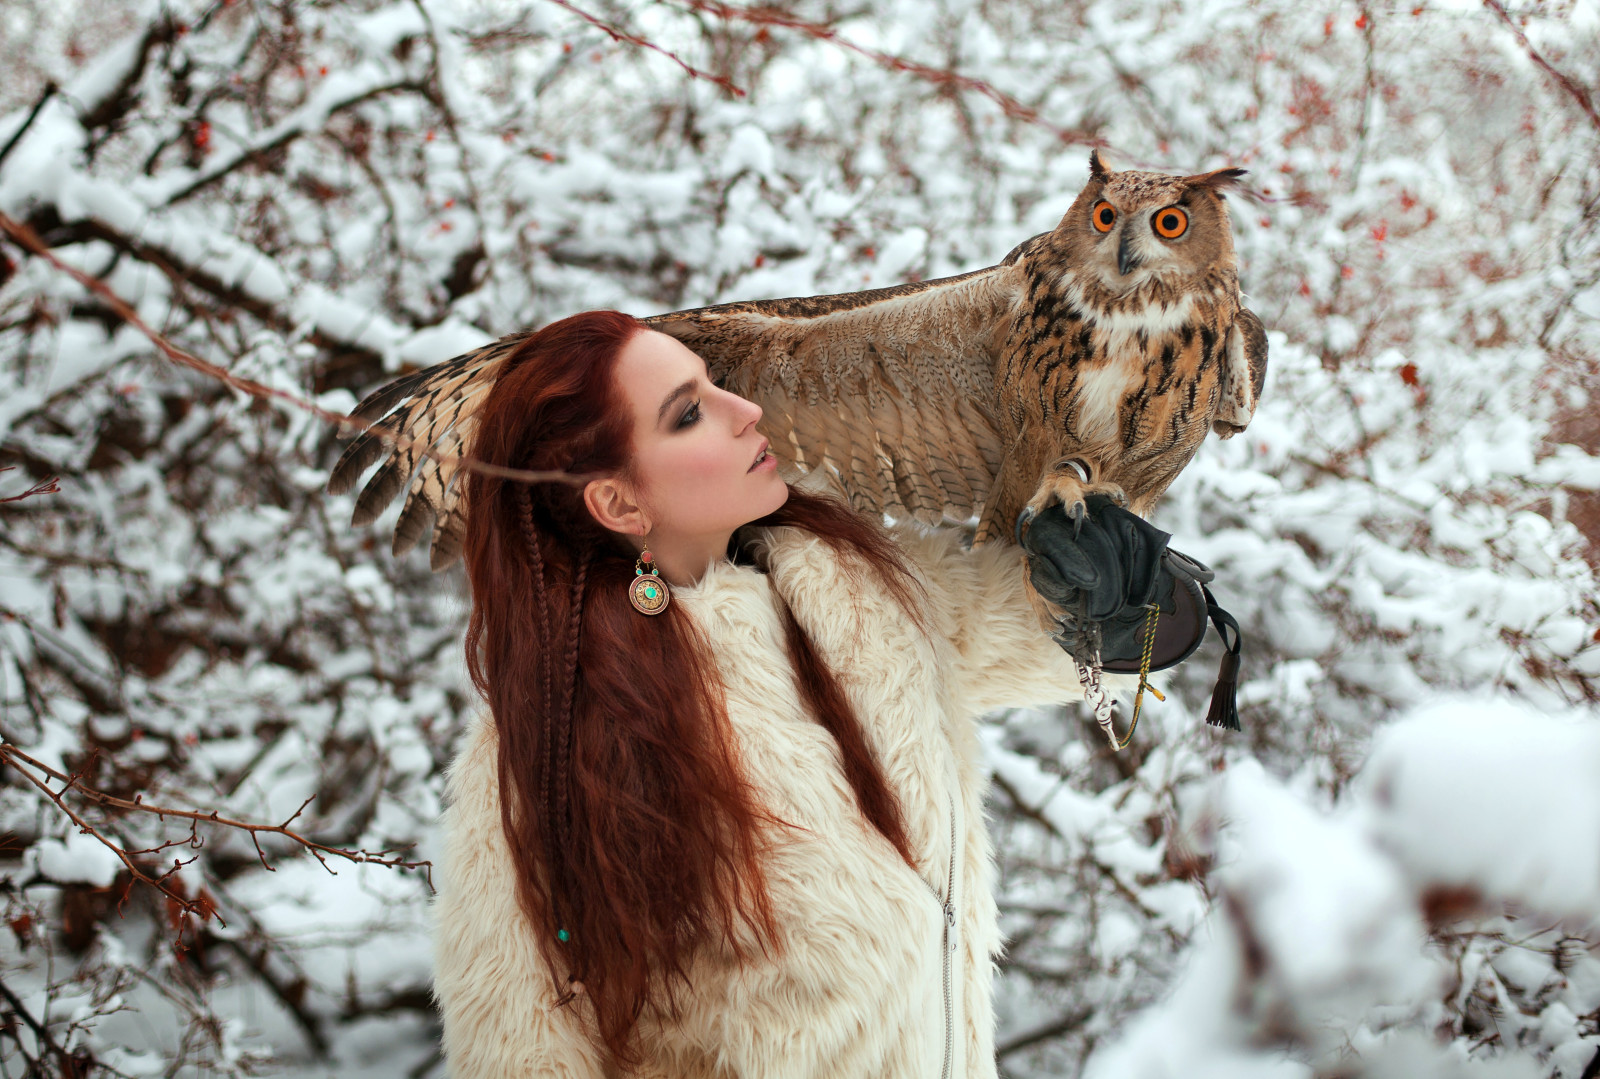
433 309 1090 1078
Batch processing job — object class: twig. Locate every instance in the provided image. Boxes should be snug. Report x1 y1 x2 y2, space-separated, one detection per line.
0 744 206 926
678 0 1102 144
0 82 58 170
0 605 124 714
996 1005 1095 1058
1482 0 1600 134
993 771 1062 838
0 210 584 491
545 0 746 97
75 15 180 135
0 975 77 1074
0 745 433 934
0 467 60 504
214 936 330 1057
162 79 426 205
0 744 432 887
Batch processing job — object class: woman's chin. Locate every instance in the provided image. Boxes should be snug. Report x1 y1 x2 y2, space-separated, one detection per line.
754 473 790 518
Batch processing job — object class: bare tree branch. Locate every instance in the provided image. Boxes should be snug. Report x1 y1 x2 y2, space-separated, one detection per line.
0 209 586 491
0 743 434 888
1483 0 1600 133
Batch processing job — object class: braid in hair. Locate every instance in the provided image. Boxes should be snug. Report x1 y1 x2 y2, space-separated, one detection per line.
514 485 557 826
555 546 590 862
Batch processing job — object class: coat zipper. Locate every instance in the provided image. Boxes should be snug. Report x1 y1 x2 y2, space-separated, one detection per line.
918 750 962 1079
926 792 958 1079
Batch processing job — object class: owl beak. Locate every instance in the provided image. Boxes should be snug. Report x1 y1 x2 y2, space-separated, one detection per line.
1117 231 1141 276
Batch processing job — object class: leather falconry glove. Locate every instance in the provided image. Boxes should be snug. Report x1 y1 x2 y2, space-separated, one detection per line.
1016 493 1243 733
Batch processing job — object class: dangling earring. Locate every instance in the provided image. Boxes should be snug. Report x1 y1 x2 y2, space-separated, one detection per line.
628 545 671 615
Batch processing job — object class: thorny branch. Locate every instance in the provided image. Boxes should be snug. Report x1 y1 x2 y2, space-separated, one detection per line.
0 742 433 931
0 465 60 503
0 741 208 927
545 0 747 96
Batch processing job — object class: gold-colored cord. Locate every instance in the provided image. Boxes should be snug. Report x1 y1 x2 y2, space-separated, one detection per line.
1113 604 1165 751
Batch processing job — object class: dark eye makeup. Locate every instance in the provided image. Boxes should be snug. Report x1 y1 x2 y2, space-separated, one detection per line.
676 399 702 428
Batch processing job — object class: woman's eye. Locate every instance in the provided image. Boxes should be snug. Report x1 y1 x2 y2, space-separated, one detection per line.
676 400 701 428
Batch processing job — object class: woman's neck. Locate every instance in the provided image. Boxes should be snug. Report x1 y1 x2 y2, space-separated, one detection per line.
641 529 735 587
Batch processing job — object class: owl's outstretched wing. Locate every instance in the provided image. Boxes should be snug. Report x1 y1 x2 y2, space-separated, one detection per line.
646 239 1037 523
325 332 530 570
1211 306 1268 437
327 239 1035 570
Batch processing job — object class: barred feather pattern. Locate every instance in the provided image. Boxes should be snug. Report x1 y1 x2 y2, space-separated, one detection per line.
327 159 1267 572
326 334 526 569
645 259 1021 527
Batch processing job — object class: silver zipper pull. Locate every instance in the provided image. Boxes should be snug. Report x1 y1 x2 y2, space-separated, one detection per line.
944 901 957 949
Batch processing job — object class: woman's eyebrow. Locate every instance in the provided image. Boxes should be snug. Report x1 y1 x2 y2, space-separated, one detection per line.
657 378 697 422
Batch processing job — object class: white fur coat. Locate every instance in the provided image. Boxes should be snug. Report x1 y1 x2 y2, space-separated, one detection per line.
433 526 1085 1078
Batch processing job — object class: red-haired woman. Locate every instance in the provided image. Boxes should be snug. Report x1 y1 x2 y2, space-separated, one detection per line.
432 310 1096 1078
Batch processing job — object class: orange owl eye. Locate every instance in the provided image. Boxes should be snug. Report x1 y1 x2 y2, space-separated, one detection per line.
1091 201 1116 233
1152 206 1189 239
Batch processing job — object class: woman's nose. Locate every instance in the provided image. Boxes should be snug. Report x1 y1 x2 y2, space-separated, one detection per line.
728 388 762 432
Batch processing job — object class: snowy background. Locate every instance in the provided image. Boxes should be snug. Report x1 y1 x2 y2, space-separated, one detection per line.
0 0 1598 1075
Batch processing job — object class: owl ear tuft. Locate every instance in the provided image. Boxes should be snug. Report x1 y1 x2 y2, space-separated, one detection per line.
1088 149 1111 182
1188 166 1248 193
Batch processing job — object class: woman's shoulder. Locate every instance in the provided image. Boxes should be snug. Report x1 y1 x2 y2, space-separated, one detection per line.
747 522 947 662
752 517 966 592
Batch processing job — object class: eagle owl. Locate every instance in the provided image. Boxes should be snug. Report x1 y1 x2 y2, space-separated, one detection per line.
328 151 1266 630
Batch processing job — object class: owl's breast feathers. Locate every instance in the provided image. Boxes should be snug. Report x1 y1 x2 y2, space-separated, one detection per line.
997 257 1243 509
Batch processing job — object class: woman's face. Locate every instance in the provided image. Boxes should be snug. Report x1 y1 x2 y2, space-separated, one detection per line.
601 330 787 567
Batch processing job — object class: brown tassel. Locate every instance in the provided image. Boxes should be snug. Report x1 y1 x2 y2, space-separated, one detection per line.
1202 586 1243 732
1206 650 1242 731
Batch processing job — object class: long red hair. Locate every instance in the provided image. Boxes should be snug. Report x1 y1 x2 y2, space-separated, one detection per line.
461 310 920 1069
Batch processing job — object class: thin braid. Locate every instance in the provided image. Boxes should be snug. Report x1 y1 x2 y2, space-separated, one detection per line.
514 485 557 833
555 547 590 858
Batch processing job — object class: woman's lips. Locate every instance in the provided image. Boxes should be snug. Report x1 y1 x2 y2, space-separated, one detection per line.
749 439 772 472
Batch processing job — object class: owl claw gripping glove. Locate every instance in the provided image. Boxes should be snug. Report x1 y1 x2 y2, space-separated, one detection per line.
1015 493 1243 733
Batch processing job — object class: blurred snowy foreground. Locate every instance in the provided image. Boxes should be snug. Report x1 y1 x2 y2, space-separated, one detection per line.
0 0 1598 1076
1087 701 1600 1079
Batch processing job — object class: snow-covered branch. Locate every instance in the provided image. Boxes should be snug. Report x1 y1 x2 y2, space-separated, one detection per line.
0 0 1596 1073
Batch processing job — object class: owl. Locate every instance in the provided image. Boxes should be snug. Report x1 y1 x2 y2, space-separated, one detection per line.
328 151 1266 630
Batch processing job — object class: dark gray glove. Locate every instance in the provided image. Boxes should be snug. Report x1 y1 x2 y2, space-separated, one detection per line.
1016 495 1238 730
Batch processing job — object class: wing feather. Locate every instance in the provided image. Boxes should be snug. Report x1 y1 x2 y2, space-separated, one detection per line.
909 377 977 516
1212 306 1268 438
647 243 1030 523
328 424 399 498
324 334 522 564
327 238 1036 568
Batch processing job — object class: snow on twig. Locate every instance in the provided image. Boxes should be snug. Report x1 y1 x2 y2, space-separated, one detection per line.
677 0 1103 145
158 72 429 205
1482 0 1600 134
0 210 584 490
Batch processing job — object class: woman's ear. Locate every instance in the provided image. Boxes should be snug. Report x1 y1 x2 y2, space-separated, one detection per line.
583 476 648 537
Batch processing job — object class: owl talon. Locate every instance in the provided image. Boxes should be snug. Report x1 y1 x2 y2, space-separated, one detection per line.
1014 505 1037 546
1067 499 1086 537
1024 464 1127 543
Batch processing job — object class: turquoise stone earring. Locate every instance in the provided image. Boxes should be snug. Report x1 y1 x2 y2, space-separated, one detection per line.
628 547 671 616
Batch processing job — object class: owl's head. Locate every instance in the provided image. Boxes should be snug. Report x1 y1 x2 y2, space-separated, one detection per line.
1057 150 1246 293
